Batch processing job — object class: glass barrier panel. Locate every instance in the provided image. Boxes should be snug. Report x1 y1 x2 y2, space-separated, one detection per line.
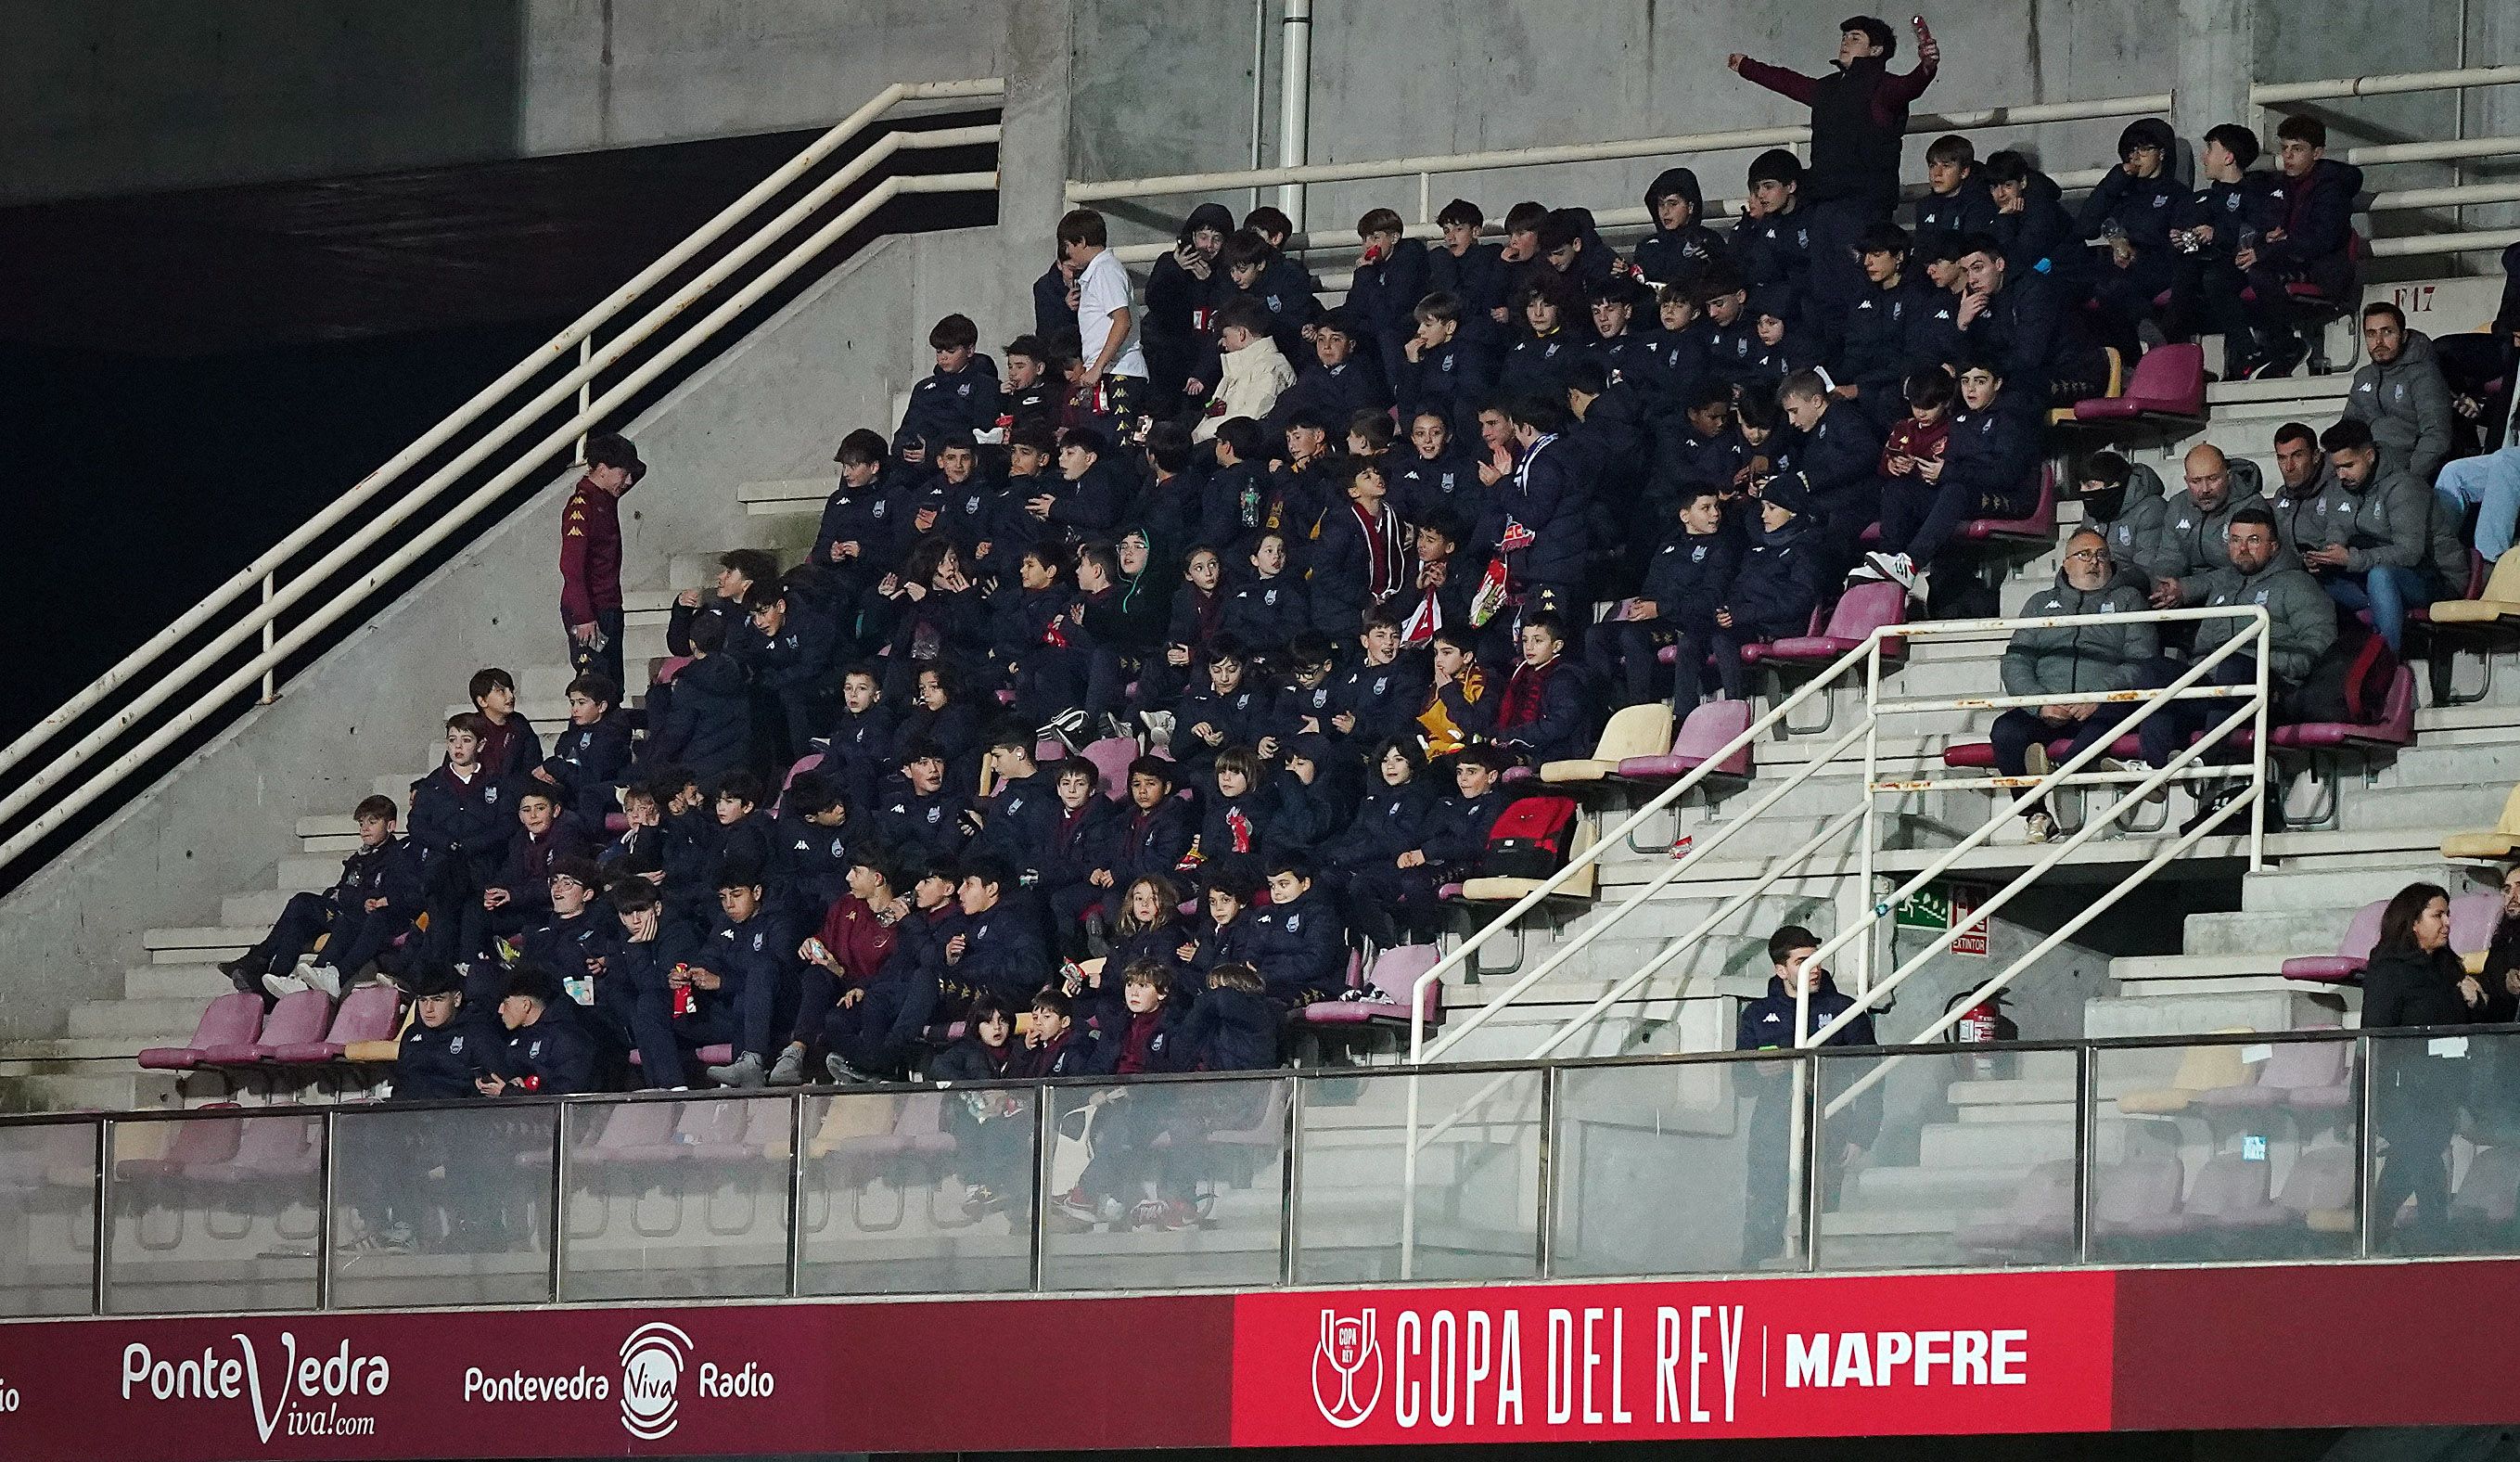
558 1094 795 1302
2087 1035 2360 1265
1551 1056 1802 1276
1817 1045 2081 1272
106 1110 325 1315
0 1119 98 1316
1037 1075 1289 1291
797 1085 1035 1296
2366 1028 2520 1258
326 1103 556 1310
1294 1069 1541 1285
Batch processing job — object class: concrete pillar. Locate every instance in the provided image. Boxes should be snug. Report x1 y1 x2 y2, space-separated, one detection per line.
2174 0 2259 140
992 0 1075 345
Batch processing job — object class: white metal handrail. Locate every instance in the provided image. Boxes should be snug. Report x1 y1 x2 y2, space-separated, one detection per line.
1402 627 1886 1065
0 82 1001 870
1795 606 2271 1048
2256 65 2520 106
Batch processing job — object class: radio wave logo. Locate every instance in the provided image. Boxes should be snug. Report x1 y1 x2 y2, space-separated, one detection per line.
1311 1309 1382 1429
619 1323 691 1442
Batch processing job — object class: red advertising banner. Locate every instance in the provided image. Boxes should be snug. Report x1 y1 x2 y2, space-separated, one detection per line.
8 1261 2520 1457
1228 1270 2117 1445
0 1295 1234 1461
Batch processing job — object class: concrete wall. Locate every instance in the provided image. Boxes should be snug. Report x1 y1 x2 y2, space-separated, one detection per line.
1075 0 2194 248
0 225 1004 1041
0 0 1010 204
1070 0 2517 255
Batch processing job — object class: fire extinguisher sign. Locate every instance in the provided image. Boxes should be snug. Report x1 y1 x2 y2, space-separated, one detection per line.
1894 881 1990 956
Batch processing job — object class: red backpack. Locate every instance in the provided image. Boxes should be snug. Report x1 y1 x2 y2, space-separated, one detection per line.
1479 795 1580 881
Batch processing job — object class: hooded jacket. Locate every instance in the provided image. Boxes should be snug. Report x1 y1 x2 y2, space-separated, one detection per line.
2322 463 2436 576
2087 461 2169 593
1193 335 1297 443
1144 202 1238 393
1632 168 1729 288
2342 330 2455 484
2194 553 2338 685
2002 571 2159 697
2143 483 2269 603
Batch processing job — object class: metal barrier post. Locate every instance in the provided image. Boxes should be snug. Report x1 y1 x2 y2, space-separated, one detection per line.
1278 1079 1303 1287
259 574 275 704
314 1109 337 1310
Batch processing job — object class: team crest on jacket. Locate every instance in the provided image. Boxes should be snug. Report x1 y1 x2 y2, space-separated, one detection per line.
485 786 501 803
449 1034 467 1055
1286 913 1302 932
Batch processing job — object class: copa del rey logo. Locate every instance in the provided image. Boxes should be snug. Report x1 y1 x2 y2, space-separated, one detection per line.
1311 1310 1382 1428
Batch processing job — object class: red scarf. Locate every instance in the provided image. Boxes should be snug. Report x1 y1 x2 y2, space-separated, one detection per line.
1497 655 1562 731
1350 500 1402 598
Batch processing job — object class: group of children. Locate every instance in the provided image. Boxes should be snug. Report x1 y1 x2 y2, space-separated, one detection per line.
211 20 2450 1235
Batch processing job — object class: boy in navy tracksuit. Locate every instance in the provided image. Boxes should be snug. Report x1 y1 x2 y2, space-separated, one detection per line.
1328 609 1432 747
1173 637 1269 775
469 786 596 986
1861 354 2041 594
1633 167 1728 289
743 582 841 764
1218 228 1322 366
809 430 899 617
2238 115 2365 378
224 793 424 999
391 968 495 1100
1697 265 1760 393
2072 118 2185 355
2171 123 2287 369
535 673 635 826
1308 455 1406 638
820 666 897 814
642 614 752 785
876 740 975 866
1221 532 1309 653
1777 371 1888 586
1583 277 1668 401
1652 385 1739 495
1392 409 1487 532
1471 397 1591 660
1912 135 1998 252
1838 223 1932 430
518 857 627 1065
1344 207 1431 390
1055 757 1196 932
771 771 855 918
1591 486 1741 710
1731 149 1816 328
1246 859 1350 1007
480 968 598 1097
1264 635 1340 745
1712 481 1825 700
1426 199 1511 332
1398 292 1496 444
963 729 1065 889
679 866 803 1089
1269 310 1392 438
1348 745 1511 943
409 714 514 973
898 314 1003 447
946 859 1053 1012
1643 286 1716 407
1490 612 1593 767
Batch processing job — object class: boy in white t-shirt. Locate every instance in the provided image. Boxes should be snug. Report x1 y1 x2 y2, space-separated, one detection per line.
1057 207 1149 438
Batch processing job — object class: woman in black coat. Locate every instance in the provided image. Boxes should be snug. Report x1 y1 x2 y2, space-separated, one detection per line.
2360 880 2484 1248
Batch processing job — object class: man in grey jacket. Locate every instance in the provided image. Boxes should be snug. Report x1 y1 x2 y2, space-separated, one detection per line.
2267 422 2341 558
2134 506 2336 828
2078 451 2167 595
2341 303 2454 484
2143 442 2266 610
2306 418 2437 652
1991 530 2159 841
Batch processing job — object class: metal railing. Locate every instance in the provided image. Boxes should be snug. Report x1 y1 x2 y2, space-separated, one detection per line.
6 1020 2512 1319
1392 606 2268 1274
0 80 1004 879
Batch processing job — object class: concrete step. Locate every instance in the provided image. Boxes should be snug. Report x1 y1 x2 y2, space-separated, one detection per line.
1951 1099 2079 1125
142 927 259 964
2242 860 2461 913
739 477 834 517
67 998 223 1041
277 853 344 890
0 1062 184 1114
0 1034 167 1061
219 890 296 929
1918 1119 2072 1168
2173 907 2354 958
126 963 231 1000
2110 951 2287 983
2083 987 2351 1040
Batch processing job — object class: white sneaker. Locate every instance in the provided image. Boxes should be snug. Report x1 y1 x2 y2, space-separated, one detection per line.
261 971 303 1000
300 965 344 999
1862 551 1917 591
2025 811 2056 844
2023 743 2053 778
2104 757 2168 803
1845 560 1887 584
